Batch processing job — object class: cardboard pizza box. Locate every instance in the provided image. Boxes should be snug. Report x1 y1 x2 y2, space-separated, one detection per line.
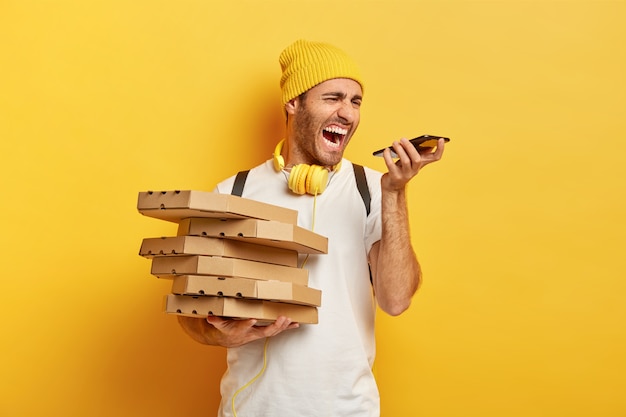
177 218 328 254
256 280 322 307
151 255 308 285
165 294 318 324
137 190 298 224
139 236 298 267
171 275 321 307
171 275 259 298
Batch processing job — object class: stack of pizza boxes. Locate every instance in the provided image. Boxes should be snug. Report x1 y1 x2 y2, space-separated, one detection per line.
137 190 327 324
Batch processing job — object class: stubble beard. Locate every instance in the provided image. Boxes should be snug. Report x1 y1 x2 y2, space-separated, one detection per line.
293 104 345 168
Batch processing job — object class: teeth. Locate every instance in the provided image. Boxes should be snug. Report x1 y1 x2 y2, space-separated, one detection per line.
324 126 348 136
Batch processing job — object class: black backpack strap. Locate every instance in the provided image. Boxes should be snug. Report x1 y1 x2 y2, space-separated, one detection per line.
352 163 374 284
352 164 371 216
231 170 250 197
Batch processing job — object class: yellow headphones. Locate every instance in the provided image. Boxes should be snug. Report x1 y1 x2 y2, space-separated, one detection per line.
273 140 339 195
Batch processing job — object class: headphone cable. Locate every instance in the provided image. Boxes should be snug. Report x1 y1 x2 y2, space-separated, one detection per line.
231 190 318 415
231 337 270 417
299 189 318 269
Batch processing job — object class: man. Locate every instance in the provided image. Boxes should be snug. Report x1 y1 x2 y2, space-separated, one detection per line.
178 39 445 416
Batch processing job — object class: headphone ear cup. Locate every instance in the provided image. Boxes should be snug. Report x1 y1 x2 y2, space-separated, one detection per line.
306 165 329 195
288 164 310 195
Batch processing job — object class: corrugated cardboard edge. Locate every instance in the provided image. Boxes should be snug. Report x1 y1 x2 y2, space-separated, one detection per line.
137 190 298 224
150 255 309 286
177 218 328 254
255 280 321 306
171 275 258 298
171 275 321 306
139 236 299 267
164 294 318 324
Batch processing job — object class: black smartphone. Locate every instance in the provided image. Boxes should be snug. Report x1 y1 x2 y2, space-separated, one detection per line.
372 135 450 157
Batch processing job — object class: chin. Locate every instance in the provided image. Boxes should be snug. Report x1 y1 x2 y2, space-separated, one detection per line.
324 154 343 168
316 141 346 166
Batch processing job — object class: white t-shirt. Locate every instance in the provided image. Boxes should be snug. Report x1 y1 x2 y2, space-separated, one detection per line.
214 159 383 417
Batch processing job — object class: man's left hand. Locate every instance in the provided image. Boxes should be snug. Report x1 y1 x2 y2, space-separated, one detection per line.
381 137 445 191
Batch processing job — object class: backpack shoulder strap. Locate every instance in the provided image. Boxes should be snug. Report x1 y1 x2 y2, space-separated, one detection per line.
231 170 250 197
353 163 374 284
352 163 371 216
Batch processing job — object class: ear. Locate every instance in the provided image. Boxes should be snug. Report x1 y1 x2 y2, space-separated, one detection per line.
284 98 299 115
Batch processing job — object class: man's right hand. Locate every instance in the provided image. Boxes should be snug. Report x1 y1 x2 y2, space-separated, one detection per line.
178 315 299 348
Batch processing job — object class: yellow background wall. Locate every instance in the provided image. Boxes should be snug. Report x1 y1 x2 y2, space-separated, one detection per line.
1 1 624 416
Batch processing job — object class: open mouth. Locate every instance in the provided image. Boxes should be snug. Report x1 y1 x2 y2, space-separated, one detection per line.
322 125 348 149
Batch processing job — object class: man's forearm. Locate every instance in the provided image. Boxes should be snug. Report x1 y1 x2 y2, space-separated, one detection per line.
373 188 421 316
371 137 445 315
177 316 224 346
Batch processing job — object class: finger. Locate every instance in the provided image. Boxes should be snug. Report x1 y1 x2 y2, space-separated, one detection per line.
389 141 411 169
280 316 300 329
207 315 257 330
258 316 297 337
400 138 421 159
433 138 445 159
285 322 300 330
205 315 226 327
268 316 292 333
382 147 398 171
393 140 410 159
395 139 422 173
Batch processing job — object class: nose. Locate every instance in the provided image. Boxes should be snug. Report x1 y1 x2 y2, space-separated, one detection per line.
336 100 358 124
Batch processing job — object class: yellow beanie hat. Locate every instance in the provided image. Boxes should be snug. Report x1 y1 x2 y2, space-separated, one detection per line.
279 39 364 105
